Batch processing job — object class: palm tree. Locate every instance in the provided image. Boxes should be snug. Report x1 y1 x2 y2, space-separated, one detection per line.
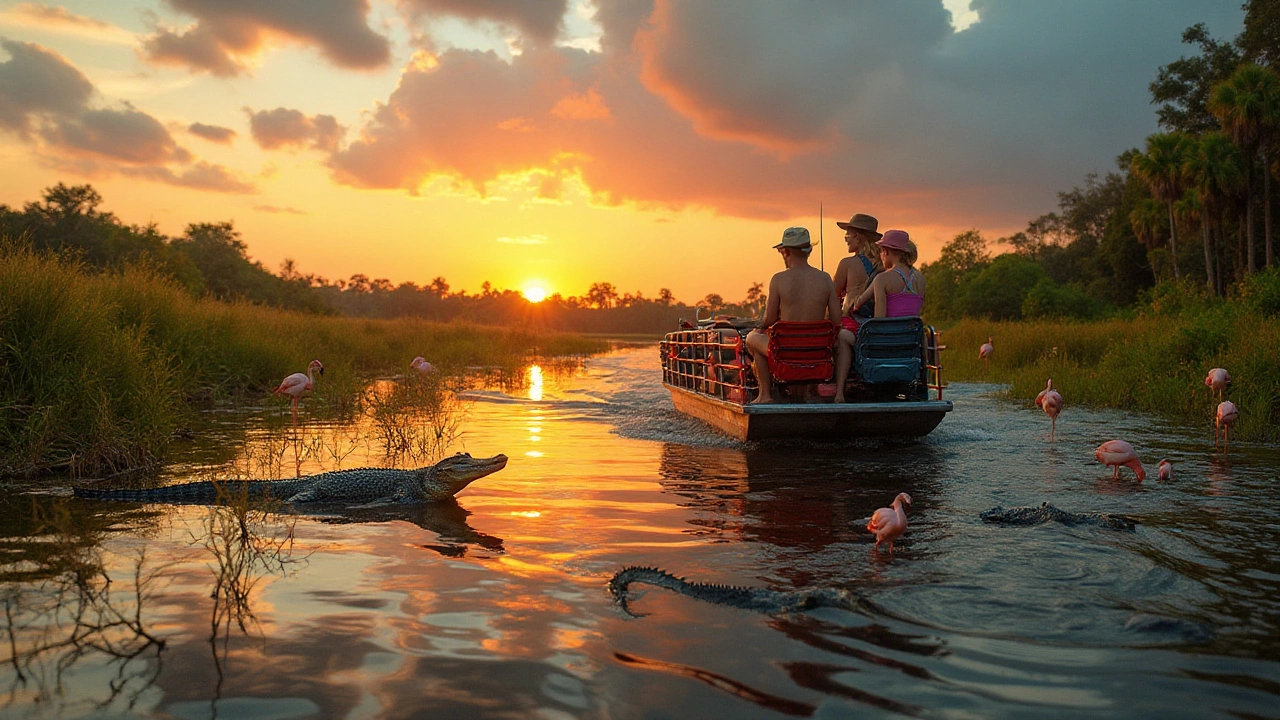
1129 197 1167 252
1185 132 1245 295
1209 63 1280 271
1131 132 1191 278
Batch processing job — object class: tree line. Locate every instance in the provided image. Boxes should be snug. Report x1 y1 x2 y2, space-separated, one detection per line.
924 1 1280 320
0 183 767 334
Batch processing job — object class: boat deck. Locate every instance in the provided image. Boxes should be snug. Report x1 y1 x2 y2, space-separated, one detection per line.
667 384 952 441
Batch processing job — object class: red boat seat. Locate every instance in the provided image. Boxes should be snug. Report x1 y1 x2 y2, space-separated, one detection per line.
765 321 838 383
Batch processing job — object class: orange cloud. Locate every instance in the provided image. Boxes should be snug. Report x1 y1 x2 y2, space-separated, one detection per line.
550 87 611 121
142 0 392 76
12 3 109 31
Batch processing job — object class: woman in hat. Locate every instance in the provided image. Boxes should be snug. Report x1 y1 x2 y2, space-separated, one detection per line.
833 229 924 402
848 229 924 318
832 213 883 337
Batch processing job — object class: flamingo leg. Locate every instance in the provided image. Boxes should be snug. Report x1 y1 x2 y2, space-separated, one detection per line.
1112 466 1119 480
291 397 299 428
1051 418 1056 442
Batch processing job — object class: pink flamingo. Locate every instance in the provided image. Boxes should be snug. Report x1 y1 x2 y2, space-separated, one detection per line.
978 336 993 369
867 493 912 553
1215 401 1238 450
411 356 437 374
1034 378 1063 440
1095 440 1145 481
1204 368 1230 403
1157 459 1173 481
274 359 323 427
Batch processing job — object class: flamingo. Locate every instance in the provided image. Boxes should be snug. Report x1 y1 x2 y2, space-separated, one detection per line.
1215 401 1238 450
1034 378 1063 440
1095 440 1145 481
867 492 912 553
978 336 993 369
1158 459 1173 481
274 359 323 427
411 356 437 374
1204 368 1230 403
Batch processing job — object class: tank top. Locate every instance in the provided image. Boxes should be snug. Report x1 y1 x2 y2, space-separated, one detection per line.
852 255 878 318
884 267 924 317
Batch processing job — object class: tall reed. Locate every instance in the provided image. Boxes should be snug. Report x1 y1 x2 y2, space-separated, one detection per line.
0 244 606 476
938 307 1280 441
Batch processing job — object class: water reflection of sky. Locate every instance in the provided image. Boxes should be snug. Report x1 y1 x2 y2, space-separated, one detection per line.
4 345 1280 718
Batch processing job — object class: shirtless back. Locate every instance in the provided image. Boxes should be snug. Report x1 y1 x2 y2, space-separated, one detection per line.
746 227 840 403
766 264 840 324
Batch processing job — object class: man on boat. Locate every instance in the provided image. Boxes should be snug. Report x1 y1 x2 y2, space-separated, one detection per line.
745 227 841 404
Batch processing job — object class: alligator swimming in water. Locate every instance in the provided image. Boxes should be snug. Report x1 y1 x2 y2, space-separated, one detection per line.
73 452 508 505
980 502 1137 531
608 566 861 616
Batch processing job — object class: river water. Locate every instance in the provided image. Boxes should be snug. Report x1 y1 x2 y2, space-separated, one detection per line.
2 344 1278 719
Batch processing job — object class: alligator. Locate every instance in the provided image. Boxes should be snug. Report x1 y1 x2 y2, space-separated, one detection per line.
608 566 861 617
980 502 1137 531
73 452 508 505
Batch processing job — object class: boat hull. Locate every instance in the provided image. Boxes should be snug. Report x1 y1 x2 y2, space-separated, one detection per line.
666 384 952 442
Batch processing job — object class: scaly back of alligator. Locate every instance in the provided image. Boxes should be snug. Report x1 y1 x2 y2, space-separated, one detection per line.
74 478 314 503
980 503 1137 531
609 566 859 616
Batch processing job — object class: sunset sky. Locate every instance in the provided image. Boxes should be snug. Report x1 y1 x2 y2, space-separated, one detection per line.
0 0 1244 302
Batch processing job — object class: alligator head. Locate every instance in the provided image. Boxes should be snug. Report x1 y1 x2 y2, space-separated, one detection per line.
427 452 509 498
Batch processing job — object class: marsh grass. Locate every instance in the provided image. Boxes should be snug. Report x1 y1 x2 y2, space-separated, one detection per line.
364 373 468 466
0 243 606 476
939 306 1280 440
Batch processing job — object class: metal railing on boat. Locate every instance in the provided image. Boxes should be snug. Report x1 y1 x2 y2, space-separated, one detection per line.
661 320 948 404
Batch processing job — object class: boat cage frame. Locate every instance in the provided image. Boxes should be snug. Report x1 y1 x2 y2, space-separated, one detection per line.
660 318 947 404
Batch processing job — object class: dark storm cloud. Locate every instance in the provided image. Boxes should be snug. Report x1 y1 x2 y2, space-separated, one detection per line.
636 0 953 153
188 121 236 144
330 0 1244 237
247 108 344 152
143 0 392 76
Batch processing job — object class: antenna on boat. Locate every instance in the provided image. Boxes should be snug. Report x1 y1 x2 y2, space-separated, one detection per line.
819 202 824 272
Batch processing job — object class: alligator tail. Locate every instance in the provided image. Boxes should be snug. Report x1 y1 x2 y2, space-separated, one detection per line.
609 566 859 616
74 479 309 503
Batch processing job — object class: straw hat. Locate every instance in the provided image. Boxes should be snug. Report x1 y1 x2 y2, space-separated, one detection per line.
773 226 812 249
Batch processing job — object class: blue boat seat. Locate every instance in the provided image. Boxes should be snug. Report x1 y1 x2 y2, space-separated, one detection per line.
854 317 925 385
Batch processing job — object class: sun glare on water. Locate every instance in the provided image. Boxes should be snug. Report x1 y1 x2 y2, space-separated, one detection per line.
522 284 549 303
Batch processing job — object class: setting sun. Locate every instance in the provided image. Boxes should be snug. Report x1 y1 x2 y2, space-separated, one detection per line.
522 284 549 303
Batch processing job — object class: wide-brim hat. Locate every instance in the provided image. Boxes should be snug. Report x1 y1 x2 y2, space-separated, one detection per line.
773 226 812 249
836 213 881 237
876 229 911 252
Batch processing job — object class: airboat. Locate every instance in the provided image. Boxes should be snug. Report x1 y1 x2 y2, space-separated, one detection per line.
660 315 952 441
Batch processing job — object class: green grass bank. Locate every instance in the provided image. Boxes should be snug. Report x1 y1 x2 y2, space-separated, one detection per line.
0 245 607 476
937 278 1280 442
